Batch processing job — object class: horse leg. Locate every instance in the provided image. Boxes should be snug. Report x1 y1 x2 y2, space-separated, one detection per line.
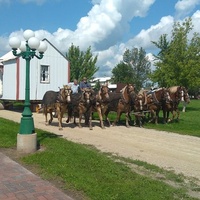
155 109 160 124
162 106 167 124
78 111 83 128
125 112 130 127
166 111 171 123
57 106 63 130
104 110 111 127
44 107 48 125
97 106 105 129
170 110 176 122
89 109 93 130
148 110 155 123
49 109 54 124
112 111 121 126
151 111 157 124
135 115 143 127
66 104 73 123
128 113 132 122
182 101 186 112
176 109 180 121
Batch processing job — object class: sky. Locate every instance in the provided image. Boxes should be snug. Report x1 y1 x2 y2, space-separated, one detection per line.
1 0 200 77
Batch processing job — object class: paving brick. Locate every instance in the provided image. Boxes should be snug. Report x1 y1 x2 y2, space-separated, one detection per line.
0 153 73 200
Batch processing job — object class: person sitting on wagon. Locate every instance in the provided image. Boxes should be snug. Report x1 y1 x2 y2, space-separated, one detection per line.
70 79 80 94
79 77 91 92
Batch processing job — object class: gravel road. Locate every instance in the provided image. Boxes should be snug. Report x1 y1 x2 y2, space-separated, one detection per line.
0 109 200 181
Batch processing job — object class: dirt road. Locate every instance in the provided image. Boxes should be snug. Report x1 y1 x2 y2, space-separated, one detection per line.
0 110 200 181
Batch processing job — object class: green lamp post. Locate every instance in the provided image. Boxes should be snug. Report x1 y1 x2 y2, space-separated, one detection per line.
9 30 47 152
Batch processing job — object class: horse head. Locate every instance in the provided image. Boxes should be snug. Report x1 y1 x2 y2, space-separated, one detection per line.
81 88 93 104
120 84 135 103
163 88 172 103
127 83 135 94
176 86 185 102
182 87 190 104
134 88 147 111
148 87 171 104
58 85 72 103
63 85 72 103
99 85 109 101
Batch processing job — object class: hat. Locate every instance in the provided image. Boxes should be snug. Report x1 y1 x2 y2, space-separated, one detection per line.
83 77 87 80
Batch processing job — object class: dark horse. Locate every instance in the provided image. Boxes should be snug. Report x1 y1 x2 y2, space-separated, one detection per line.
162 86 190 123
42 85 72 130
104 84 136 127
66 88 95 130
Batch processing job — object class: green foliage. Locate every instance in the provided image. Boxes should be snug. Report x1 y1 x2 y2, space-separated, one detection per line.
111 61 134 84
112 47 151 91
151 18 200 92
94 79 101 91
0 118 17 147
66 44 99 82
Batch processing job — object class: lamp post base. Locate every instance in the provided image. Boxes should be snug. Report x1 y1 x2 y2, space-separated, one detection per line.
19 116 35 134
17 133 37 153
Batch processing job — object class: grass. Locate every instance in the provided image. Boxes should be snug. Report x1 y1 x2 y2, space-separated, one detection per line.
93 99 200 137
0 114 199 199
144 99 200 137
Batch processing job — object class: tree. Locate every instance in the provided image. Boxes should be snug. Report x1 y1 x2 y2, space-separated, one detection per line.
151 18 200 93
112 47 151 91
94 79 101 91
66 44 99 82
111 61 134 84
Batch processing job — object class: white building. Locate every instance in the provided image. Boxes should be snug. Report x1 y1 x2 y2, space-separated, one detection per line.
0 39 70 103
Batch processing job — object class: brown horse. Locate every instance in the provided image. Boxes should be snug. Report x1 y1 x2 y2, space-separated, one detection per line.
133 89 148 127
42 85 72 130
104 83 136 127
163 86 190 123
91 85 110 129
146 87 171 124
181 87 190 112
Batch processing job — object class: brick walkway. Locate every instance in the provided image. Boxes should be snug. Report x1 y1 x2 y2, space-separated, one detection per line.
0 152 73 200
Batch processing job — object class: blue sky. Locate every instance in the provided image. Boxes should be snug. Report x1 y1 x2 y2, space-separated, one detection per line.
1 0 200 77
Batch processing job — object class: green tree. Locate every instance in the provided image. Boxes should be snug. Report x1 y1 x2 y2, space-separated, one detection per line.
112 47 151 90
94 79 101 91
66 44 99 82
111 61 134 84
151 18 200 92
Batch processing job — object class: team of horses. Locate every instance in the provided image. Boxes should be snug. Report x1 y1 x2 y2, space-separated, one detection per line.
41 84 190 130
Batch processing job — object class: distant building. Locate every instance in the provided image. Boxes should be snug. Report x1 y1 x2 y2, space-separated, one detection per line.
90 77 116 92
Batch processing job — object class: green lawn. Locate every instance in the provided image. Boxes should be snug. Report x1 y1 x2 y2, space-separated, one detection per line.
95 99 200 137
144 99 200 137
0 100 200 199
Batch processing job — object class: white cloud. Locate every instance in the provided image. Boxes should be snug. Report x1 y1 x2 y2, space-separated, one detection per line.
175 0 200 19
1 0 200 77
126 16 174 52
66 0 156 52
94 44 124 76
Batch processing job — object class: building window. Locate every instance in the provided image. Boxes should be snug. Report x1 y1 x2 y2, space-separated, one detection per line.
40 65 50 83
